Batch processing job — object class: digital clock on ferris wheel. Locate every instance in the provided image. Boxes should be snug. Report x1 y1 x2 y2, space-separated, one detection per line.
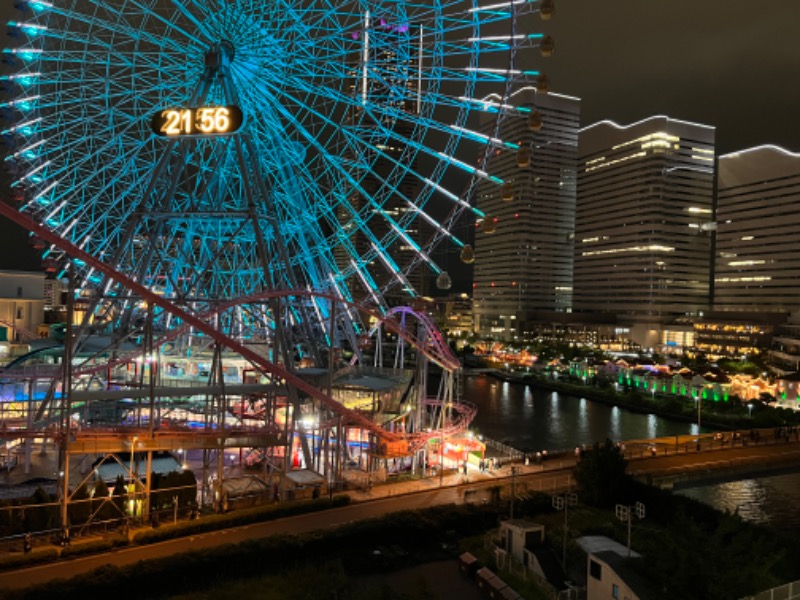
151 105 244 137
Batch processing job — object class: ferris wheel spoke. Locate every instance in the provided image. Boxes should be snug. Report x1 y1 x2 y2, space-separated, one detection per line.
0 0 549 457
307 80 504 189
165 0 219 44
5 0 547 322
255 93 424 273
232 72 488 258
23 116 151 206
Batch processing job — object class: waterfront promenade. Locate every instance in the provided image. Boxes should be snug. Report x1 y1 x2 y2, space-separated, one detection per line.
1 431 799 591
3 427 800 544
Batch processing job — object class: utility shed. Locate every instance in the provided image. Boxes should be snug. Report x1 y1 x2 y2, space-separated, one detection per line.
284 468 327 500
92 452 182 483
498 519 545 562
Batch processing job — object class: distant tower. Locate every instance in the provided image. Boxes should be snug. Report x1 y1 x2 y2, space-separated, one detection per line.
574 116 716 348
472 87 580 340
716 145 800 312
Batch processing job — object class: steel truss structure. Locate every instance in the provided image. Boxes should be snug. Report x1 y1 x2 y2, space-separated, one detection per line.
0 0 553 531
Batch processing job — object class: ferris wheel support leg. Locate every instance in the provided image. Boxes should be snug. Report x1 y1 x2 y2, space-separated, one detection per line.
201 450 209 509
24 378 34 475
0 202 399 449
144 450 154 521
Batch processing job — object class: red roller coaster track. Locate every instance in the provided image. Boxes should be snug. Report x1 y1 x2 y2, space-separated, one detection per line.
0 202 472 454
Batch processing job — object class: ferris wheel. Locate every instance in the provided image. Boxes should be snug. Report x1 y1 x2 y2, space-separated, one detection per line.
2 0 554 347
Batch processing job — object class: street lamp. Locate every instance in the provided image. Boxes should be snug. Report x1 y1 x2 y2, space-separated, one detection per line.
510 466 520 519
553 492 578 569
616 501 645 559
439 437 445 487
748 403 753 418
129 436 138 521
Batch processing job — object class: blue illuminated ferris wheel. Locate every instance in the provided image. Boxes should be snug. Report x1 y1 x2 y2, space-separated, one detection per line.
2 0 554 349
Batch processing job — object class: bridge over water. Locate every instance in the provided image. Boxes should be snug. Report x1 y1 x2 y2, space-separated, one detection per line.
623 431 800 490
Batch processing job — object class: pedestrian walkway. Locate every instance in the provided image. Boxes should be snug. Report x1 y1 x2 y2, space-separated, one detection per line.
13 435 795 561
345 452 578 503
0 439 583 505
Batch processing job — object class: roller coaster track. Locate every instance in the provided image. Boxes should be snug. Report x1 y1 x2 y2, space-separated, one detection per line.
0 291 459 380
372 306 460 371
0 202 471 454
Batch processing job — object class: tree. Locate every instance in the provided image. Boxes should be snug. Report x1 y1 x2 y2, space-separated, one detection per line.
178 470 198 509
113 476 127 520
27 486 57 533
69 483 91 525
573 439 630 508
636 508 785 599
93 479 115 522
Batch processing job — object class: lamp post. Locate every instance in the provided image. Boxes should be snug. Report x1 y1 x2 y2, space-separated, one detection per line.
615 502 645 558
553 492 577 569
129 436 138 522
510 466 519 519
439 437 444 487
748 403 753 419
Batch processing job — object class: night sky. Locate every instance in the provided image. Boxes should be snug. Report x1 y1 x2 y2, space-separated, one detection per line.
1 0 799 272
542 0 800 153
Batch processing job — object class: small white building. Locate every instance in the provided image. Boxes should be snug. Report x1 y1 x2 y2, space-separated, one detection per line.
578 536 666 600
496 520 576 598
497 519 545 564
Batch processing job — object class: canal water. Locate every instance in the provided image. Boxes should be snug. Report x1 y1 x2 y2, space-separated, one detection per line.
463 374 800 532
675 472 800 533
463 374 696 453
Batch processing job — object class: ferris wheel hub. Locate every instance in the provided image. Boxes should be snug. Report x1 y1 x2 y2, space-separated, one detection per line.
204 41 236 73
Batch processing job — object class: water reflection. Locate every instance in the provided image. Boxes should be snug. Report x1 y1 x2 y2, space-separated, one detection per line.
647 414 658 439
500 381 511 404
677 472 800 533
549 392 561 435
462 374 800 533
522 387 534 420
610 406 620 440
464 375 692 452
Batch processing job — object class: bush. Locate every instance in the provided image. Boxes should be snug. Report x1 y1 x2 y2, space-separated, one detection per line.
11 504 503 600
132 495 351 545
59 536 127 559
0 547 60 572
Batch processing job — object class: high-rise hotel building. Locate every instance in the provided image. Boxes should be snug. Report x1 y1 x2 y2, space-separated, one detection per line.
472 87 580 340
715 145 800 312
574 116 715 348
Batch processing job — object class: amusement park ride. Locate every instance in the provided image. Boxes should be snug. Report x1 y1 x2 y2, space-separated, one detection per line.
0 0 554 531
